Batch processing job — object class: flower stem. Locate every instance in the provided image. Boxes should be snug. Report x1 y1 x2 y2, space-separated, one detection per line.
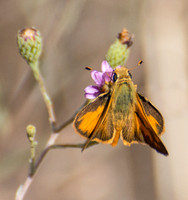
51 100 88 132
29 61 56 123
15 138 97 200
30 141 97 177
29 141 37 175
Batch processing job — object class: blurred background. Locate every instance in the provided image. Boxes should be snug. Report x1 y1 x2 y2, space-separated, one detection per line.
0 0 188 199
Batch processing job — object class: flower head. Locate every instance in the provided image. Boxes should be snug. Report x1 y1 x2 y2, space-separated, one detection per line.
17 27 42 63
84 61 114 99
106 28 133 68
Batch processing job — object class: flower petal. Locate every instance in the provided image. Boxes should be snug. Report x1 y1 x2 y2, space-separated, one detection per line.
101 60 113 73
85 93 99 99
103 72 111 82
84 85 99 94
91 70 104 86
84 85 101 99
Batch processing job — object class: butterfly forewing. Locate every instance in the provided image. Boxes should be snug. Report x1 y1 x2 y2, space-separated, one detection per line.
74 92 115 143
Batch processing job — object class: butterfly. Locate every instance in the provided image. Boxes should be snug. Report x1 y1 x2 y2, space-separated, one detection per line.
73 63 168 156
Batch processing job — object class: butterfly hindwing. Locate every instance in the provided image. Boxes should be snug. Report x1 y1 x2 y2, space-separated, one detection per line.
135 94 168 155
138 93 165 135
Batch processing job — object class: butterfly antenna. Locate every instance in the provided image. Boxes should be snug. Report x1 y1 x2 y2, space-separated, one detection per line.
129 60 144 71
85 66 93 71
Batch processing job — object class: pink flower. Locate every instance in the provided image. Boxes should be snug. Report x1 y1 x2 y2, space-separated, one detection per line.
84 61 114 99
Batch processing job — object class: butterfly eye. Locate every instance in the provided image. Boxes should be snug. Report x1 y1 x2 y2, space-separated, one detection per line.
112 72 118 82
128 71 132 79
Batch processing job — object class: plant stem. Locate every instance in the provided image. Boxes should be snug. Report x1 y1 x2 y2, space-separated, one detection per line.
30 61 56 123
51 100 88 132
30 141 97 177
15 140 97 200
29 141 36 175
16 55 88 200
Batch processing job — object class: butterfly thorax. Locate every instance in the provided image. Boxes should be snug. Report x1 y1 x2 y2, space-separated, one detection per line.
111 67 137 129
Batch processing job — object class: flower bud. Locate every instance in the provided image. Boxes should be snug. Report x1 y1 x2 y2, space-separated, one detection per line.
17 27 42 63
106 28 133 68
26 124 36 142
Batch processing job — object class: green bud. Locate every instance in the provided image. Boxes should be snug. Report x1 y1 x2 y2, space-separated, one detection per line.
26 124 36 142
106 28 133 68
17 27 42 63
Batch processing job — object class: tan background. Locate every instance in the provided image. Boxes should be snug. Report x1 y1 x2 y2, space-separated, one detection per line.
0 0 188 200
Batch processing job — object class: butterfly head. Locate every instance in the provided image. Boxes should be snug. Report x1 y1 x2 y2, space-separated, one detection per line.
112 66 132 83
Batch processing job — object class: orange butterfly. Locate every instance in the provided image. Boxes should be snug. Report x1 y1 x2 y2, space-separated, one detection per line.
74 61 168 156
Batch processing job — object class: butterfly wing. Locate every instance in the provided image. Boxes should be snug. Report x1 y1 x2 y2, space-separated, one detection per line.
73 92 115 144
137 93 165 135
134 93 168 155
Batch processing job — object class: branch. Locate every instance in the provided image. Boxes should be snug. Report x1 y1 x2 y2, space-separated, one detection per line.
51 100 88 133
16 27 88 200
15 141 97 200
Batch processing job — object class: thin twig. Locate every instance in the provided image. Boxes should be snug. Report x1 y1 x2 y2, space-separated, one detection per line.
15 2 88 197
15 177 32 200
37 72 56 123
51 100 88 132
31 141 97 176
15 59 87 199
30 61 56 123
15 101 87 200
30 100 88 176
16 141 97 200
